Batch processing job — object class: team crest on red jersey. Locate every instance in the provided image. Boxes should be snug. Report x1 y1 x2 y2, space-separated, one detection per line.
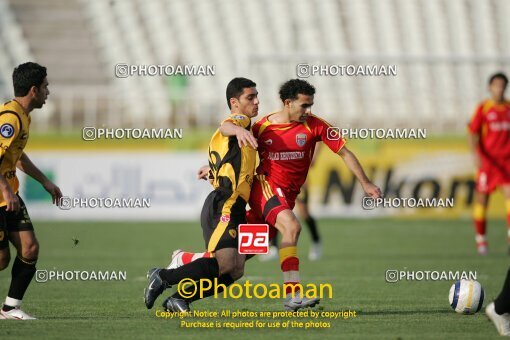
296 133 307 147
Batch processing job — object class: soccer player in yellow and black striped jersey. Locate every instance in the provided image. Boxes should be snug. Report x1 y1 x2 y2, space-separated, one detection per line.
144 78 259 311
0 62 63 320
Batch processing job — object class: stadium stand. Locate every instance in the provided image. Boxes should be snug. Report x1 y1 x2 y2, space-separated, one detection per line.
0 0 509 131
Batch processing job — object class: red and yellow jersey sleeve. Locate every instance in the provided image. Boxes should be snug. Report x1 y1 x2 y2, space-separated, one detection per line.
251 116 270 138
308 115 346 153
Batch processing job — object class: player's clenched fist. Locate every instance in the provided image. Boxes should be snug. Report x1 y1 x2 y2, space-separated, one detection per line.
362 182 382 199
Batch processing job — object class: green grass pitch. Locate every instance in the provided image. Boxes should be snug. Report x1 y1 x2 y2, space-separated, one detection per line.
0 218 507 339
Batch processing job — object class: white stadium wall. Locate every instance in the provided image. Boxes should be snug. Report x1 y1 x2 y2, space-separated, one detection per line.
17 152 212 221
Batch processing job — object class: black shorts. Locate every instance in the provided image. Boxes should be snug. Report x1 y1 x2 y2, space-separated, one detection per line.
201 188 246 252
0 194 34 250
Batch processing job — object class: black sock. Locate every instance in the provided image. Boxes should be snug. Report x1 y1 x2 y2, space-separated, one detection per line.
3 256 37 311
172 274 236 302
306 216 320 243
158 257 219 286
495 267 510 314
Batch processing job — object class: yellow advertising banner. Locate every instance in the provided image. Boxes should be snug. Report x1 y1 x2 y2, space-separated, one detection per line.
307 137 506 219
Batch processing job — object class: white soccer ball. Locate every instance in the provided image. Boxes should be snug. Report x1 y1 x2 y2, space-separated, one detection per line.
448 279 484 314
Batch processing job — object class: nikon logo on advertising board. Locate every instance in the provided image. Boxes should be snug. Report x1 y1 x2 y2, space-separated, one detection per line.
322 167 475 207
307 138 506 218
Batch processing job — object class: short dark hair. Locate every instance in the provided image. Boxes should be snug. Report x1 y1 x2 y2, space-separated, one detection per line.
279 79 315 102
489 72 508 86
12 62 47 97
226 77 256 109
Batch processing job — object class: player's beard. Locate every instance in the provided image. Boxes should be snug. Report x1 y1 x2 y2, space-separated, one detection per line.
35 97 46 109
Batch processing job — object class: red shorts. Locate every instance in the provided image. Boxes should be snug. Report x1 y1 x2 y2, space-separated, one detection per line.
476 157 510 193
247 175 296 238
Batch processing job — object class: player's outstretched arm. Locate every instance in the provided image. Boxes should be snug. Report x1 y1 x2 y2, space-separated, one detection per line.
16 152 63 205
219 121 258 149
338 147 382 198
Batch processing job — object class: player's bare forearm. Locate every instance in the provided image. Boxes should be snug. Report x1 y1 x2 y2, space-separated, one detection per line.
0 174 13 196
219 121 240 137
468 133 480 153
219 121 258 149
16 152 49 184
17 152 63 204
468 133 481 168
338 147 382 198
338 147 370 184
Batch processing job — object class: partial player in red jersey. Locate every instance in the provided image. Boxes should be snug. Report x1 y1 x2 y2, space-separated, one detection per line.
468 72 510 255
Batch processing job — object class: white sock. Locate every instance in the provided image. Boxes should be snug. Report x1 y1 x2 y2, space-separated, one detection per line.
191 252 207 261
4 297 22 308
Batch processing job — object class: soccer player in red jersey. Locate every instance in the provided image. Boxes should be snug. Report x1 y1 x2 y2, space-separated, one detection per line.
468 72 510 255
244 79 381 309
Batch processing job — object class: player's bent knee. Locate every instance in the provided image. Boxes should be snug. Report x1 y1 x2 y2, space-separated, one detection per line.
277 213 301 230
215 248 238 276
21 241 39 260
218 261 236 276
231 260 245 280
0 259 9 270
216 255 236 276
281 220 301 241
231 267 244 281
